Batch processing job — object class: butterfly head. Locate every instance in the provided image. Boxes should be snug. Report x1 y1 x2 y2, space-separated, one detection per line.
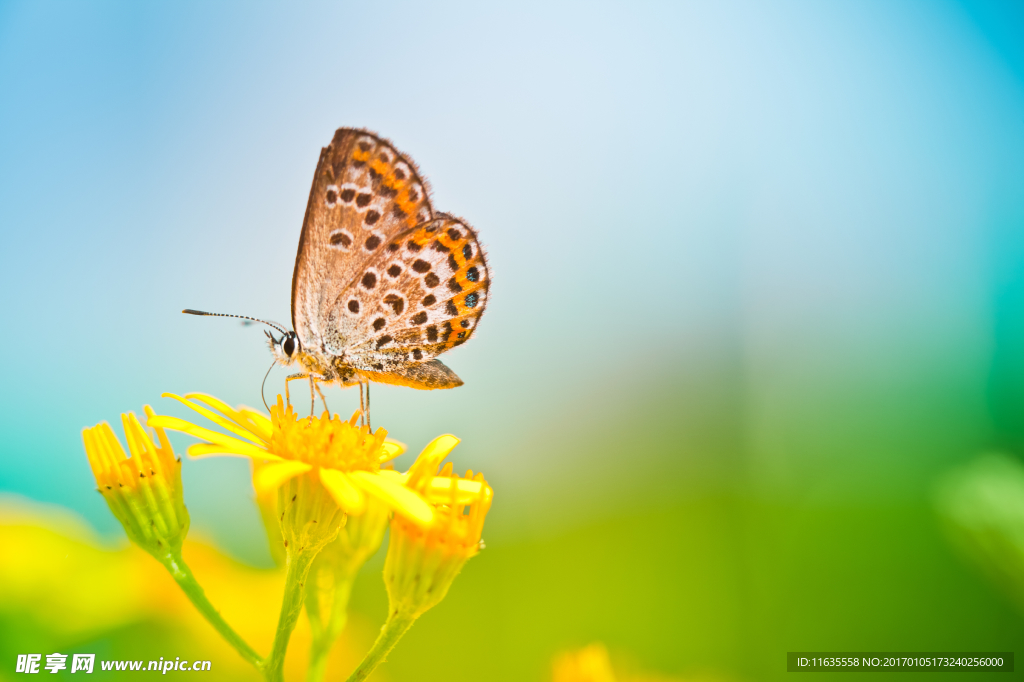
266 329 301 366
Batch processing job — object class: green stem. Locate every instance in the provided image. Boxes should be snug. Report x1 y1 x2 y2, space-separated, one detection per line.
306 570 357 682
263 549 317 682
343 611 416 682
160 550 263 669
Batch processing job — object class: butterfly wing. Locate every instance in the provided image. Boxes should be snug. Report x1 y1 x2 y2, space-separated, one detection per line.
339 213 491 374
291 129 433 354
360 358 465 390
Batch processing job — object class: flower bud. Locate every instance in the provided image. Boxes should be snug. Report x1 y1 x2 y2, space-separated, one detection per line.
82 407 189 558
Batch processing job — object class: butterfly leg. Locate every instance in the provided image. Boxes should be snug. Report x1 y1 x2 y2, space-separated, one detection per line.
313 380 329 415
358 382 365 426
285 373 308 408
366 381 371 432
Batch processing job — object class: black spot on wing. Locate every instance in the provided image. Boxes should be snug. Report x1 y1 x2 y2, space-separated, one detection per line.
384 294 405 315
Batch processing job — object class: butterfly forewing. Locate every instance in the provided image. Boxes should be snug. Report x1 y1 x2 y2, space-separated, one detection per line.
291 129 433 353
339 214 490 372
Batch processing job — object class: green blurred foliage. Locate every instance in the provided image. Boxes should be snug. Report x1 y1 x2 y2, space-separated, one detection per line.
935 453 1024 612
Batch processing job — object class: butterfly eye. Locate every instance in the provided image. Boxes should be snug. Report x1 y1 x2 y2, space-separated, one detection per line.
283 335 296 357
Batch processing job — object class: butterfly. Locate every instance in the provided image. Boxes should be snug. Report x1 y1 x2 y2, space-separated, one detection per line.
186 128 489 415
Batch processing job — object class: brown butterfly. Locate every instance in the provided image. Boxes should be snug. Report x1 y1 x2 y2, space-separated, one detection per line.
186 128 490 417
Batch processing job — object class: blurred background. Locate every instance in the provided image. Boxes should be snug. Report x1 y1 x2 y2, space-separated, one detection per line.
2 0 1024 680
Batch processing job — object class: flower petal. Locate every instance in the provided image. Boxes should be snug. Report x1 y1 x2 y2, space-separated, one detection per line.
406 434 461 488
379 439 406 463
163 393 268 447
254 460 312 493
238 408 273 441
184 393 273 442
350 470 433 526
320 468 365 515
147 415 271 459
425 476 484 504
186 443 282 461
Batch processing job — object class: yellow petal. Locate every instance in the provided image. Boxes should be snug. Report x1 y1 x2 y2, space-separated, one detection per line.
420 434 460 463
238 407 273 441
426 476 484 504
186 443 282 461
406 434 461 487
253 460 312 493
144 405 174 454
379 439 406 462
163 393 267 447
350 470 433 526
147 415 271 459
319 468 365 515
183 393 274 442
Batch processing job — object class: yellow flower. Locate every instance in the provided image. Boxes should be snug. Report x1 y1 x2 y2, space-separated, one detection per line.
147 394 432 527
553 644 690 682
553 644 618 682
383 434 493 618
82 407 189 558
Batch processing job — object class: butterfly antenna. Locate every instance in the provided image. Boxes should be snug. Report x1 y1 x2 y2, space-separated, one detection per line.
261 359 276 412
182 309 289 336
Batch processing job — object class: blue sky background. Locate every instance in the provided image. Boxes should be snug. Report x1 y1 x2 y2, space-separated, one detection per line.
2 0 1024 565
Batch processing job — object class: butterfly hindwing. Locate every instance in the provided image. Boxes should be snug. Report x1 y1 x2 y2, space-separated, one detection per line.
338 214 491 372
291 129 433 354
358 359 465 390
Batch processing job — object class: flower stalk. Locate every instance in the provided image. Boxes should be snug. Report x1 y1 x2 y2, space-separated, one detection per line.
343 612 416 682
305 497 391 682
263 547 318 682
161 549 264 668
